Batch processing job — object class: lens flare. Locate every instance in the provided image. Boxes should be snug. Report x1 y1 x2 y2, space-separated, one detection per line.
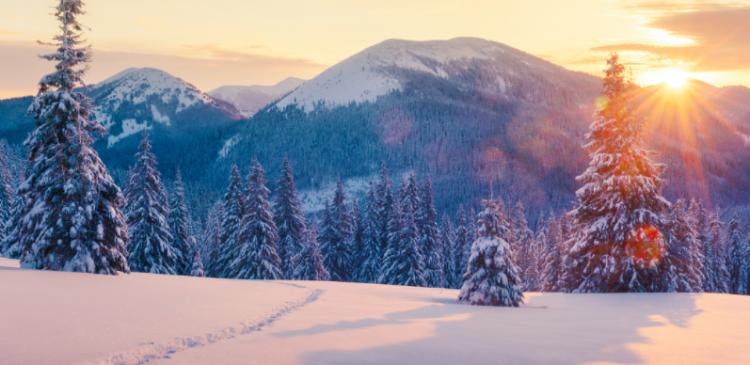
626 225 665 267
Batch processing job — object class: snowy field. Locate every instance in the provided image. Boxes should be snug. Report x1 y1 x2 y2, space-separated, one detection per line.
1 257 749 365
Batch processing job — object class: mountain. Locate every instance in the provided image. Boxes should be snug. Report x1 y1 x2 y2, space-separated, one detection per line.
210 77 304 117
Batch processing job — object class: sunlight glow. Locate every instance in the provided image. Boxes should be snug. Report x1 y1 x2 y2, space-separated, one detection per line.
639 68 691 89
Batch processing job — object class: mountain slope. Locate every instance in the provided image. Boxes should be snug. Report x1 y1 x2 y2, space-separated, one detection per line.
210 77 304 117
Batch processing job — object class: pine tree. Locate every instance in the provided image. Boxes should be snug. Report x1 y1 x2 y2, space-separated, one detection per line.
126 132 176 274
14 0 129 273
380 200 427 287
0 141 14 248
399 173 419 216
168 169 192 274
210 165 244 277
375 164 395 256
688 199 708 291
564 54 670 293
459 199 524 307
292 223 330 281
200 202 223 276
350 199 366 281
452 206 471 288
230 159 282 280
190 249 205 277
440 214 456 289
319 180 352 281
356 185 382 283
661 199 703 292
511 201 535 290
704 211 730 292
726 215 749 294
541 216 563 292
273 157 307 277
417 177 444 287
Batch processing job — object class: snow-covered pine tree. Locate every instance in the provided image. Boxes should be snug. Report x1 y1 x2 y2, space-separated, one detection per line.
0 141 14 247
451 206 471 288
704 211 730 292
168 169 193 274
190 249 205 277
200 202 223 276
319 180 353 281
440 214 456 289
292 222 330 281
14 0 129 273
399 173 419 216
375 164 395 258
459 199 524 306
524 219 545 291
230 159 283 280
210 165 244 277
380 199 427 287
126 132 177 274
417 177 444 287
273 157 307 277
564 54 670 293
661 199 703 292
688 199 708 291
541 216 563 292
511 201 535 289
726 215 749 294
350 199 366 281
356 185 382 283
467 207 478 245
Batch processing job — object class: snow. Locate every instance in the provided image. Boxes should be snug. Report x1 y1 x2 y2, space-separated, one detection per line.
107 119 150 148
96 68 212 113
275 37 556 112
150 105 171 126
218 135 241 158
299 175 375 213
2 258 749 365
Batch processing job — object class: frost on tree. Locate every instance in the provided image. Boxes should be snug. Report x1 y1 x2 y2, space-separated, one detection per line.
661 199 704 292
356 185 383 283
459 199 523 307
200 202 223 276
292 223 330 281
0 141 15 249
229 159 283 280
169 169 193 274
190 249 205 277
726 215 749 294
564 54 670 293
210 165 244 278
319 180 353 281
273 157 307 277
380 200 427 287
15 0 129 274
417 177 444 287
126 132 177 274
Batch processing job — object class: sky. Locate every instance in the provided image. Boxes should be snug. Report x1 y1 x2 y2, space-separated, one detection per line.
1 0 749 98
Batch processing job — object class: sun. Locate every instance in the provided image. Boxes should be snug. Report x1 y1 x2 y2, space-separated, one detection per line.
639 68 690 90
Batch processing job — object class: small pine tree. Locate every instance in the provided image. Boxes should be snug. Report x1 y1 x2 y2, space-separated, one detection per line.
686 199 706 290
356 185 382 283
459 199 523 307
190 248 205 277
292 223 330 281
168 169 192 274
440 214 456 289
726 215 749 294
319 180 353 281
661 199 703 292
126 132 177 274
350 199 366 281
211 165 244 277
541 216 563 292
511 202 535 290
375 164 395 255
230 159 283 280
380 201 427 287
565 54 669 293
452 206 471 288
273 157 307 277
15 0 129 273
417 177 444 287
0 141 14 248
704 211 730 292
200 202 223 276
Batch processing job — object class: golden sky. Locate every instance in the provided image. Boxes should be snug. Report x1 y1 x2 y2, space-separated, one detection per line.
1 0 749 98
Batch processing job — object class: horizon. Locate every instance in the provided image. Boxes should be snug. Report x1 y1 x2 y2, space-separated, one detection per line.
2 0 750 98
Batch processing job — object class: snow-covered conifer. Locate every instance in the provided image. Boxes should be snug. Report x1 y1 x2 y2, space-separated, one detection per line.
168 169 192 274
15 0 129 273
440 214 456 289
201 202 223 276
0 141 14 246
661 199 703 292
350 199 366 281
451 206 471 288
292 223 330 281
126 132 176 274
210 166 244 277
380 200 427 287
417 177 444 287
726 215 749 294
229 159 282 280
190 249 205 277
273 157 307 277
704 211 729 292
356 185 382 283
541 216 563 291
459 199 523 306
564 54 670 293
319 180 353 281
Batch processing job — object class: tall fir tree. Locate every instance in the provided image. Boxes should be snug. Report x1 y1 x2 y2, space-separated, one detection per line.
440 214 456 289
380 200 427 287
14 0 129 273
417 177 444 287
564 54 670 293
452 206 471 288
725 215 749 294
704 211 730 292
688 199 708 291
168 169 193 274
200 202 223 276
210 165 244 277
459 199 524 307
273 157 307 277
375 164 395 256
0 141 14 248
661 199 703 292
350 199 366 281
356 185 383 283
229 159 282 280
319 180 353 281
292 222 330 281
126 132 177 274
511 201 535 290
541 216 564 292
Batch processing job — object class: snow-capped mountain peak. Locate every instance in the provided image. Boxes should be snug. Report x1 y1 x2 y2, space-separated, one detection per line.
275 37 576 111
209 77 304 117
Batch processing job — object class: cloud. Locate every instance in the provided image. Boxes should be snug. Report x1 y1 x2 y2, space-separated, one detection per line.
0 42 326 98
595 4 750 71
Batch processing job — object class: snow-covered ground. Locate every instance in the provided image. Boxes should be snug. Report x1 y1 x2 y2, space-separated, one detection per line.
1 257 749 365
